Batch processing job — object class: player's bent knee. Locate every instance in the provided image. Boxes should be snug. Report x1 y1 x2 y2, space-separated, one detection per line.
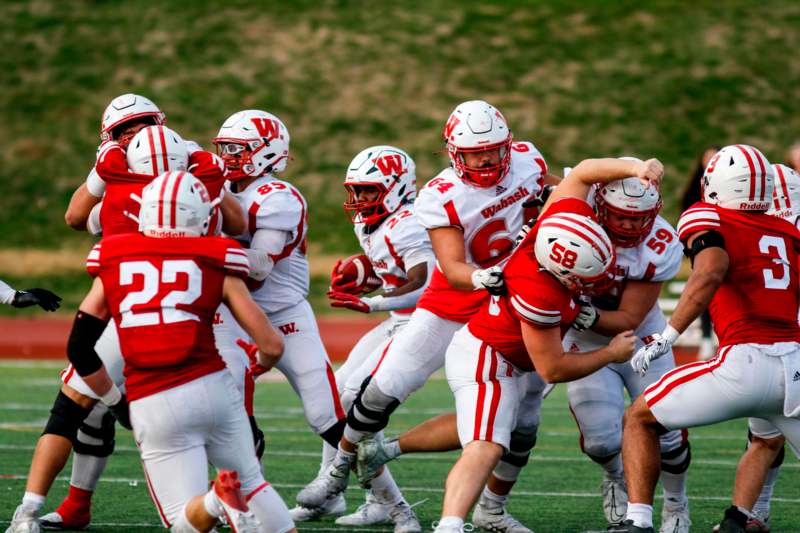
43 391 93 442
73 410 116 457
583 433 622 462
346 376 400 433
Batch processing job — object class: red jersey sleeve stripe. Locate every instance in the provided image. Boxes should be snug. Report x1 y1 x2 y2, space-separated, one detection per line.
510 295 561 325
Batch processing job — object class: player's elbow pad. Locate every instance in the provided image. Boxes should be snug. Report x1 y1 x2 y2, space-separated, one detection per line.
67 312 109 377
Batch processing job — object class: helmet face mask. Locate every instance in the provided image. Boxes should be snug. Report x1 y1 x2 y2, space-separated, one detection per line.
343 145 416 226
443 100 512 188
595 176 662 247
101 93 165 143
213 110 290 182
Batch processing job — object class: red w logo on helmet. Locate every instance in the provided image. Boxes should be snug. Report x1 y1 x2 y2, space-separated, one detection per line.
374 154 405 177
251 118 280 141
443 115 461 141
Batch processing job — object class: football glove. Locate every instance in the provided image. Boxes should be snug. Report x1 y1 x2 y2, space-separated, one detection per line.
329 259 360 294
572 301 599 332
327 290 371 313
514 218 536 246
107 394 132 430
237 338 270 377
12 288 62 311
630 326 680 376
471 266 506 296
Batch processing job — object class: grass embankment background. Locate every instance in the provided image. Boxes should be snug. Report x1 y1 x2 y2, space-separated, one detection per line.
1 0 799 315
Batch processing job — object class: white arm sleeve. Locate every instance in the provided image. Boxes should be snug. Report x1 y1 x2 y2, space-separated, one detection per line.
364 256 435 312
247 228 291 280
0 279 16 305
85 168 106 198
87 202 103 236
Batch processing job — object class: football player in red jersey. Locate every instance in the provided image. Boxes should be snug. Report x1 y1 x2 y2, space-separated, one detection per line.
619 145 800 533
431 157 662 533
65 171 292 533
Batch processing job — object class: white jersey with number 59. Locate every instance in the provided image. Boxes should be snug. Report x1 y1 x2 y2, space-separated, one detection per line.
414 141 547 323
229 176 309 314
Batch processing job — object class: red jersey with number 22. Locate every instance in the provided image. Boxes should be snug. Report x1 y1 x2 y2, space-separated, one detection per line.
677 202 800 347
467 198 591 370
86 234 250 400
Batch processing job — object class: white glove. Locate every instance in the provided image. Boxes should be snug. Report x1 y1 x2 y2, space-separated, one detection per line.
471 266 505 296
571 301 599 331
631 325 680 376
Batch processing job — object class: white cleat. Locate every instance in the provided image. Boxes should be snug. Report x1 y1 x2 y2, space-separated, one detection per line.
471 502 532 533
431 521 475 533
357 436 397 485
601 474 628 526
388 500 422 533
335 494 391 527
289 493 346 522
659 502 691 533
295 462 350 509
5 505 41 533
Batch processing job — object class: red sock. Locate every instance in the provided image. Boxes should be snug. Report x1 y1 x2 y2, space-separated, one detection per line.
55 485 92 523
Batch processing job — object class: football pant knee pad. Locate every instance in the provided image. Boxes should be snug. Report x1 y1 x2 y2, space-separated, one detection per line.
320 418 346 448
660 439 691 475
43 391 93 442
249 415 265 460
73 410 116 457
494 427 538 481
583 432 622 462
347 376 400 433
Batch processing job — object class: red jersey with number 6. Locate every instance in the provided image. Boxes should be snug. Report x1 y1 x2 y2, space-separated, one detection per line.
86 234 250 400
677 202 800 346
467 198 591 370
415 142 548 323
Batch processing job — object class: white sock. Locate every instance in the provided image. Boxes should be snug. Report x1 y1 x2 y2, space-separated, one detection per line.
479 486 507 509
333 444 355 471
171 505 202 533
203 489 223 518
753 465 780 517
437 515 464 529
601 454 624 478
321 441 337 474
660 470 688 510
370 467 403 505
22 492 45 511
626 503 653 528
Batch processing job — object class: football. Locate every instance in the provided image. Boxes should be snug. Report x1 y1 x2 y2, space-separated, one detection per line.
334 254 383 294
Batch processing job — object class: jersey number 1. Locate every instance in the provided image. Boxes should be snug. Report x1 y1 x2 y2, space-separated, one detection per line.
118 260 203 327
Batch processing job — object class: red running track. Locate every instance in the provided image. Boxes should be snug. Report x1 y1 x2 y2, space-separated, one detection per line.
0 317 700 365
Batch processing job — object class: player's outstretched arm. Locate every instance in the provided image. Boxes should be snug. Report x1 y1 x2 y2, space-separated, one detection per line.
522 322 635 383
543 158 663 214
590 280 663 336
223 275 283 369
65 183 102 230
219 193 246 236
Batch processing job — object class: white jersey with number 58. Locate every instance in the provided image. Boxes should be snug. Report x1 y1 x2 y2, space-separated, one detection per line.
414 141 548 323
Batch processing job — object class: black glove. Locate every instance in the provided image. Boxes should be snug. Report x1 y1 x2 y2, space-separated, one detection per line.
12 288 62 311
522 184 555 208
108 394 132 430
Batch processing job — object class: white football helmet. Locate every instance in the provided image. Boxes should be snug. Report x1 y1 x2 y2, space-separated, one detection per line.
534 212 615 292
768 163 800 221
443 100 512 188
595 172 662 248
343 145 416 225
702 144 773 211
126 126 189 176
139 171 215 238
100 94 165 141
213 109 290 181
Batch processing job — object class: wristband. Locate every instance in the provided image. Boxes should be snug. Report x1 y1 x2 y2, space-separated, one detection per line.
100 384 122 406
361 295 383 312
662 324 680 344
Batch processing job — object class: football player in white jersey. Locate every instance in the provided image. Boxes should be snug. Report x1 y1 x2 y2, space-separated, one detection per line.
709 163 800 533
295 101 558 532
290 146 432 532
211 109 348 487
563 170 692 533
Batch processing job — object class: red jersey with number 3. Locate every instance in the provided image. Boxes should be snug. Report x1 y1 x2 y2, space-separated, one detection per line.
415 142 548 323
86 234 250 400
677 202 800 346
467 198 591 370
96 142 226 236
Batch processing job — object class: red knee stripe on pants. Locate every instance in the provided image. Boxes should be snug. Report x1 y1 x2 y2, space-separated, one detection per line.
473 342 502 442
245 481 270 503
645 346 732 407
325 363 346 420
370 338 394 377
